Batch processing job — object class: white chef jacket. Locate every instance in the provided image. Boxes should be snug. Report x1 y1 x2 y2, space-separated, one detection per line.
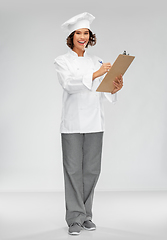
54 49 117 133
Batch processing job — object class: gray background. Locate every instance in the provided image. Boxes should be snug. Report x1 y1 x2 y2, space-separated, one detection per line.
0 0 167 192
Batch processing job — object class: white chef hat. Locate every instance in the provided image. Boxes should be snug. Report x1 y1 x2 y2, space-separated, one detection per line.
61 12 95 36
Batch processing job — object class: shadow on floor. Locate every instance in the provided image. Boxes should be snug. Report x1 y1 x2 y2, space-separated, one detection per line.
6 226 162 240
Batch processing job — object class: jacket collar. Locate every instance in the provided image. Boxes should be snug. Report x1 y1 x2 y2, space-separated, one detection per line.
68 48 88 58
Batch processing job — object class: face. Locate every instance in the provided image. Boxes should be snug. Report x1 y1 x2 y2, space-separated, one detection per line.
73 28 90 52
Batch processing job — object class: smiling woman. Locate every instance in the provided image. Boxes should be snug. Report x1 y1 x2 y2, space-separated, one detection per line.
66 29 96 53
54 12 123 236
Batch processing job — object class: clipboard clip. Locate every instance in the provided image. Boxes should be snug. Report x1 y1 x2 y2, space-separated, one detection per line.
123 50 129 55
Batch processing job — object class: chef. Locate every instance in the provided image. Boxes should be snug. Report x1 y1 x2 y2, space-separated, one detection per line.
54 12 123 235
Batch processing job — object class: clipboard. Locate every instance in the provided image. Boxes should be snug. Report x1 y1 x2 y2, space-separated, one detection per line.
96 54 135 93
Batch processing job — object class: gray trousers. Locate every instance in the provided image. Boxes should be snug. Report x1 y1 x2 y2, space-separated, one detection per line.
61 132 103 226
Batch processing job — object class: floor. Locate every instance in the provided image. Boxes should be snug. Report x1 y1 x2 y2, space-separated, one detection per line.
0 191 167 240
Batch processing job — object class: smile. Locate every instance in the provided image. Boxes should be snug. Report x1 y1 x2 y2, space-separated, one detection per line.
78 41 87 45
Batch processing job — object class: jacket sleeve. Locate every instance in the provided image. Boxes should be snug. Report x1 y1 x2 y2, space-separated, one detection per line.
54 56 93 94
98 76 117 103
103 92 117 103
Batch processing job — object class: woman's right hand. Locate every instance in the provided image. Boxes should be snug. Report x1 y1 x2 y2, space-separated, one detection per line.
93 62 112 80
98 63 112 76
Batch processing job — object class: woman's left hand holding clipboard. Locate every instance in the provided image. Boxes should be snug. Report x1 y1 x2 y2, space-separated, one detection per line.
112 75 123 94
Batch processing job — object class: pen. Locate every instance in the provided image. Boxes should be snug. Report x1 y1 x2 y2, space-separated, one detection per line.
98 60 103 64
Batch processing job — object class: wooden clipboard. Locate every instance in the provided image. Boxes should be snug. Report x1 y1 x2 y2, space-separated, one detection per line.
96 54 135 93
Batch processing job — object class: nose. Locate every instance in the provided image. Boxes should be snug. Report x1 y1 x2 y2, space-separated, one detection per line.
81 33 86 39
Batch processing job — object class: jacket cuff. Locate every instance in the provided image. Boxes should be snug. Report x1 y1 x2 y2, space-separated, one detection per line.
82 72 93 90
104 92 117 103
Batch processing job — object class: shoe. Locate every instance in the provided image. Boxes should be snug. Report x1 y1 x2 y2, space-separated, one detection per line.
68 222 82 235
82 220 96 231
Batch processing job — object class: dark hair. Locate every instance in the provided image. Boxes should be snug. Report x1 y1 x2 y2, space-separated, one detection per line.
66 30 97 49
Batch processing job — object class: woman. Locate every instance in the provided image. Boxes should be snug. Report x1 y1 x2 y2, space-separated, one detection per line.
54 12 123 235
